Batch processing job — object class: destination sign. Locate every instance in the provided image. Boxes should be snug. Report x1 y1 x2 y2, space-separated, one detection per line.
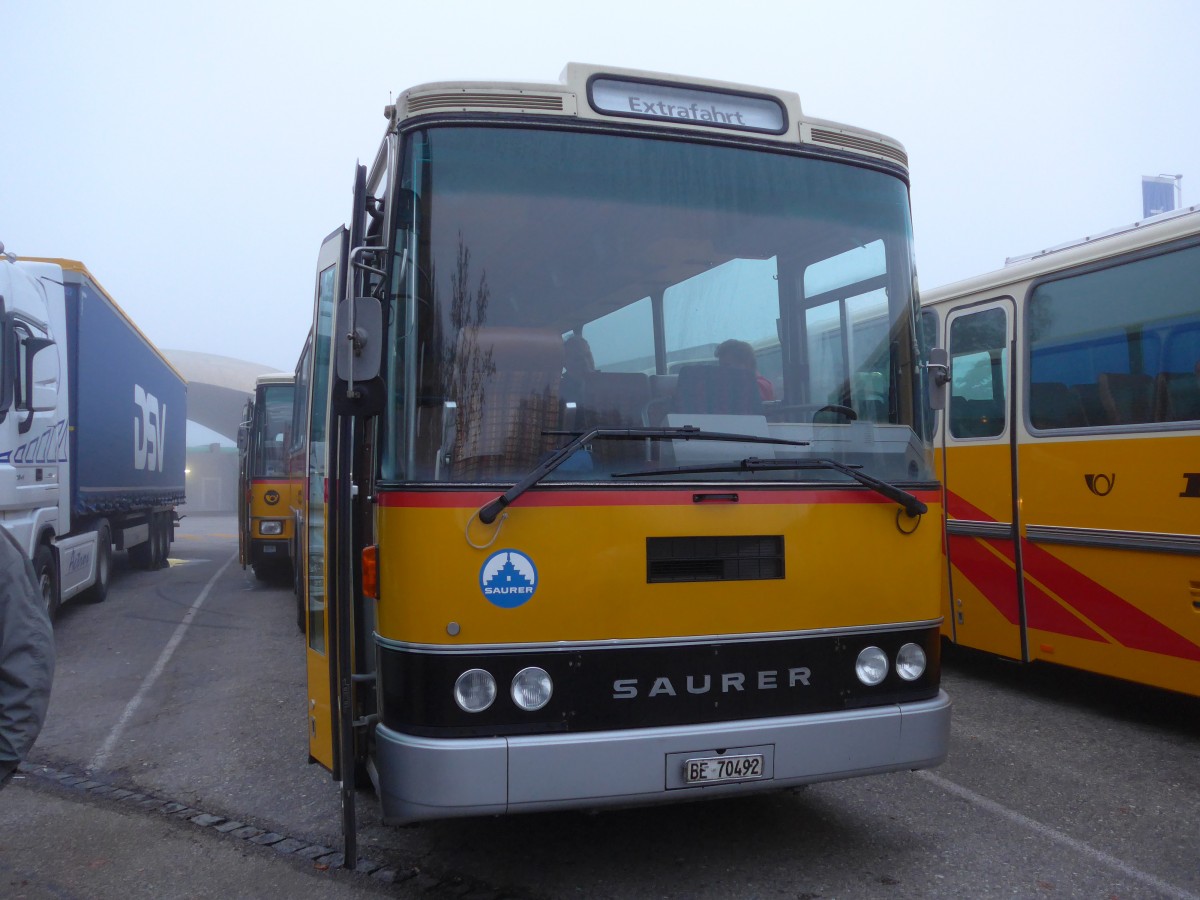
588 77 787 134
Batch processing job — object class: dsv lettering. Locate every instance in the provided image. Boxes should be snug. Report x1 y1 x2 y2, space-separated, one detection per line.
134 384 167 472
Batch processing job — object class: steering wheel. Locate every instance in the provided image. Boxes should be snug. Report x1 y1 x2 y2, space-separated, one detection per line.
814 404 858 422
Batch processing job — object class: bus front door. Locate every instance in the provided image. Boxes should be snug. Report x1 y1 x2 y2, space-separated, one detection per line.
942 299 1026 661
304 228 345 770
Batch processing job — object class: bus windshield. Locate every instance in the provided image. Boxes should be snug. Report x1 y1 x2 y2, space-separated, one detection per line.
383 125 930 484
252 384 293 478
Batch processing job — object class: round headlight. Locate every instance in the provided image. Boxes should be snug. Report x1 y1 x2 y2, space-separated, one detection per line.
855 646 889 686
511 667 553 711
454 669 496 713
896 643 927 681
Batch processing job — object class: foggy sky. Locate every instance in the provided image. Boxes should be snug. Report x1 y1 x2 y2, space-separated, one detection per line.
4 0 1198 373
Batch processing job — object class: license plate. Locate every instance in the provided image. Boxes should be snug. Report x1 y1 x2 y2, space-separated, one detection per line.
683 753 765 784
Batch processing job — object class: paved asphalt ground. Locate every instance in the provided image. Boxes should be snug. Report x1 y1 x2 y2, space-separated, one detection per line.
2 514 1198 899
1 775 403 899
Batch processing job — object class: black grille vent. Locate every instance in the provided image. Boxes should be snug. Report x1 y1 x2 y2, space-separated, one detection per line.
647 536 784 583
406 91 565 114
809 127 909 168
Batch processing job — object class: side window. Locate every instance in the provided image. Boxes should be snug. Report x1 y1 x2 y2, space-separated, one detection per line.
1028 242 1200 430
291 342 311 458
949 307 1008 439
1160 322 1200 422
580 297 654 372
919 309 939 441
801 241 890 417
663 257 781 376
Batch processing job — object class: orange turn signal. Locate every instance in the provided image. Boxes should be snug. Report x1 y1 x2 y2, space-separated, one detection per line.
362 545 378 599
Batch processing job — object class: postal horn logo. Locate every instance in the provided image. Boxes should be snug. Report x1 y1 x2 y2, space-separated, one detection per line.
264 489 281 505
480 549 538 609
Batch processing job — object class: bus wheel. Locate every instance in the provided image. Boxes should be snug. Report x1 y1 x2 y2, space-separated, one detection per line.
81 521 112 604
33 543 60 621
292 540 303 597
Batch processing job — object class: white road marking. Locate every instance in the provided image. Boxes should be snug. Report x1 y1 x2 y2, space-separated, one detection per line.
88 552 238 773
917 770 1198 900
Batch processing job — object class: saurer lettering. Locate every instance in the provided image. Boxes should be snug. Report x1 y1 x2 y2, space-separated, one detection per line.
613 667 811 699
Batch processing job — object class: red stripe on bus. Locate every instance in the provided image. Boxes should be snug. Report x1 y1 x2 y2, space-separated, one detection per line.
945 489 1200 661
947 534 1020 625
945 491 1001 524
375 488 941 509
1020 540 1200 662
1021 575 1106 643
949 532 1105 641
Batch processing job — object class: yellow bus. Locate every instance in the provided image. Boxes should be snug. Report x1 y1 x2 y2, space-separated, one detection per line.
287 326 327 634
921 204 1200 696
304 63 951 825
237 372 298 582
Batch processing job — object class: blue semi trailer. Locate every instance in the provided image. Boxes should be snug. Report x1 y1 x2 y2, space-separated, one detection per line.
0 252 186 619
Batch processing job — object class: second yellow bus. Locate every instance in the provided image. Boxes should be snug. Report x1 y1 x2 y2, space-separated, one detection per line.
922 205 1200 696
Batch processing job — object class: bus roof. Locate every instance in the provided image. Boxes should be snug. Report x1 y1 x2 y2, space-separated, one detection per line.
388 62 909 172
1004 203 1200 266
255 372 295 387
921 204 1200 307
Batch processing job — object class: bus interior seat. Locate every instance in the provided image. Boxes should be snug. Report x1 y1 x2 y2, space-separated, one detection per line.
1097 372 1155 425
1072 383 1105 425
673 364 762 416
1155 371 1200 422
949 397 1005 438
451 326 565 479
578 371 653 465
1029 382 1088 429
578 371 652 427
644 374 678 425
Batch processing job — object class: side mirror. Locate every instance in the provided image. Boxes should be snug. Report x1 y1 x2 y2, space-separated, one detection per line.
926 347 950 411
0 299 10 419
335 296 383 385
25 335 58 412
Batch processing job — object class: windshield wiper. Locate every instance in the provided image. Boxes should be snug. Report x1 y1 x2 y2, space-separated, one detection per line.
613 456 928 518
476 427 809 524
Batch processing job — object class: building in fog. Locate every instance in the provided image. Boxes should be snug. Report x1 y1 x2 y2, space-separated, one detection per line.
165 350 282 514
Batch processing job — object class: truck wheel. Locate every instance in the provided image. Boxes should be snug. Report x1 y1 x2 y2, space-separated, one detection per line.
153 513 169 568
129 534 154 569
160 512 174 566
33 543 60 621
80 521 112 604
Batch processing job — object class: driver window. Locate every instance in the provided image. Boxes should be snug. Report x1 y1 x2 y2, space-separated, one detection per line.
799 240 891 421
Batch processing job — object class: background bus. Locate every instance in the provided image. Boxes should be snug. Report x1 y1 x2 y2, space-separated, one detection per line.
237 372 297 583
303 63 950 827
921 204 1200 696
